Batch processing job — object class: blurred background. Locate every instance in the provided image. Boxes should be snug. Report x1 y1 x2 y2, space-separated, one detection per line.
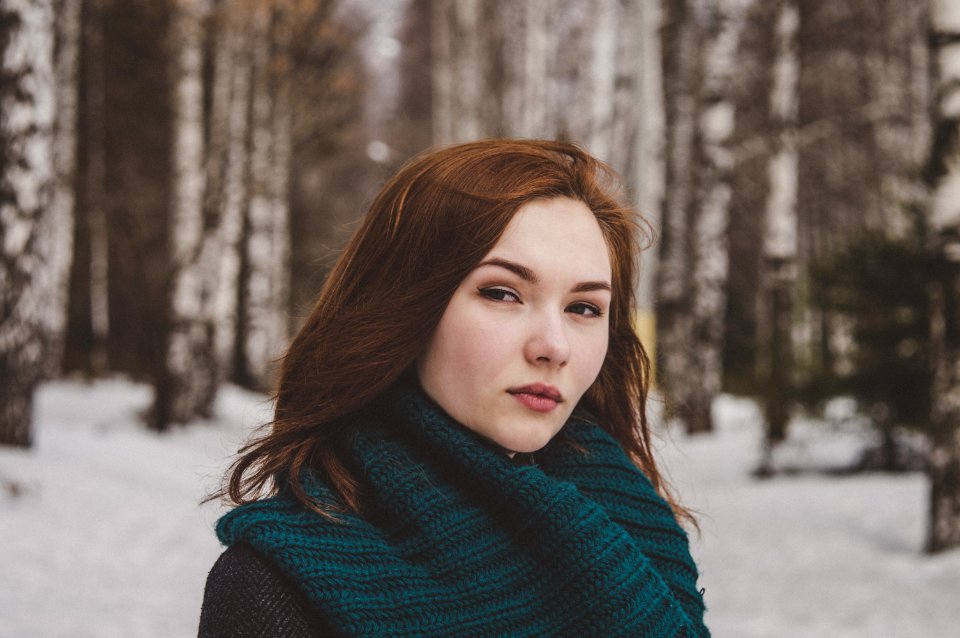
2 0 960 635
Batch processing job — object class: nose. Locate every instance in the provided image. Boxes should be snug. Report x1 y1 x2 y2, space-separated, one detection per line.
523 310 570 368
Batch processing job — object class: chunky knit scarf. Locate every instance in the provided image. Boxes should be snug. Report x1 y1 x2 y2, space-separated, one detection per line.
217 382 709 637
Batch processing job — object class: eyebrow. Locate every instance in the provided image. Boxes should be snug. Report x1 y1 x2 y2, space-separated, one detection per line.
476 257 612 293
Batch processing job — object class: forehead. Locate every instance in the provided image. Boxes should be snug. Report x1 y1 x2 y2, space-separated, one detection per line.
485 197 611 280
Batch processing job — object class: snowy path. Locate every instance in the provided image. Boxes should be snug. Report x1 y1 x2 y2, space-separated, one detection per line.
2 381 958 637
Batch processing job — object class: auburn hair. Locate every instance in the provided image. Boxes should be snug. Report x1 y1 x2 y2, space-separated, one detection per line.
218 139 693 525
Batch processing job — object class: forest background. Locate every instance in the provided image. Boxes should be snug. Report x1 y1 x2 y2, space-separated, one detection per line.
2 0 960 633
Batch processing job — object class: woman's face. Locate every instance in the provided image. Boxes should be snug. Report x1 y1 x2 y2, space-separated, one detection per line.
417 197 611 455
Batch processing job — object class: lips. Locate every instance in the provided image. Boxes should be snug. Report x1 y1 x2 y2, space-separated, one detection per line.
507 383 563 413
508 383 562 401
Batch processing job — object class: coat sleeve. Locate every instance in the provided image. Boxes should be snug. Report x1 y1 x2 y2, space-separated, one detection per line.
198 543 338 638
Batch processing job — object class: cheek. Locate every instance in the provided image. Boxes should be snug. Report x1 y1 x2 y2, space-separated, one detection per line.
576 328 610 385
424 305 506 381
446 317 507 379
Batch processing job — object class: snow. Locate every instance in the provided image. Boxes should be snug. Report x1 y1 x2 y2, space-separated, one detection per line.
0 379 270 638
2 380 959 637
664 395 960 637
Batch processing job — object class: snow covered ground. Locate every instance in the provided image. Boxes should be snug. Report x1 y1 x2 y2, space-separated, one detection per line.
2 380 958 637
664 395 960 637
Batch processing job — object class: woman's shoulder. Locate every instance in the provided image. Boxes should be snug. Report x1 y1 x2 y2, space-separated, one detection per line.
198 543 338 637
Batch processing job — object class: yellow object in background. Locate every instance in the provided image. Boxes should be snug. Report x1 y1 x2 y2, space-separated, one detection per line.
633 309 657 386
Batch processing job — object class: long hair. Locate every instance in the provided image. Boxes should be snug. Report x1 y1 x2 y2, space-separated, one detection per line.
218 139 692 525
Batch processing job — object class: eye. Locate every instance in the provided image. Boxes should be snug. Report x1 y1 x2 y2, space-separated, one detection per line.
567 302 604 318
479 287 521 303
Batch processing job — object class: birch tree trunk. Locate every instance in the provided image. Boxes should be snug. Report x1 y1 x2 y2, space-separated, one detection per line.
431 0 488 143
517 0 551 138
233 2 291 391
584 0 618 162
266 7 292 370
48 0 81 375
756 0 799 471
926 0 960 554
607 0 647 188
151 0 270 426
499 0 553 139
656 0 701 431
152 0 210 429
209 2 251 376
655 0 741 434
0 0 59 446
686 0 742 433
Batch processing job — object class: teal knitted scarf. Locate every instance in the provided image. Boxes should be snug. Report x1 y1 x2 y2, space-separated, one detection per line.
217 382 709 637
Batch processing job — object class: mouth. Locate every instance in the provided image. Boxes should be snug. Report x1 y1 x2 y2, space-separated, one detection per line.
507 383 563 413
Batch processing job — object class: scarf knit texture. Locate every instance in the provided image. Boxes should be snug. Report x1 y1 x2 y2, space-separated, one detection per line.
217 383 709 637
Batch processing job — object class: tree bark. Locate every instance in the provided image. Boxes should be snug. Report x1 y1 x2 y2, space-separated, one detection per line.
656 0 701 431
686 0 742 433
0 0 59 446
756 0 799 469
152 0 211 429
584 0 618 162
926 0 960 554
210 2 252 376
498 0 553 139
233 2 291 391
48 0 81 376
430 0 490 143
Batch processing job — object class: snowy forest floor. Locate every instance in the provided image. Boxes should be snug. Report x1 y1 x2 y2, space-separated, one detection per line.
2 379 959 637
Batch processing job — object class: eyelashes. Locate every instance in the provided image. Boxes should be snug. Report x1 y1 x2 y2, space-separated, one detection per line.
477 287 604 318
478 287 520 303
567 302 604 318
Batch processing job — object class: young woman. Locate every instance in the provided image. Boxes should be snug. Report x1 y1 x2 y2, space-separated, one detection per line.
199 139 709 637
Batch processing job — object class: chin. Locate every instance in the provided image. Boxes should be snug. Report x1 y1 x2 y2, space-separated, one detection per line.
499 430 558 455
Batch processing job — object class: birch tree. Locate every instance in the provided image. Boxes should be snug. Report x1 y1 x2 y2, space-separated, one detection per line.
582 0 619 160
49 0 81 374
686 0 743 433
151 0 211 429
152 0 295 424
206 1 251 384
498 0 554 139
657 0 742 433
555 0 650 179
926 0 960 553
656 0 698 432
233 1 292 391
756 0 799 470
430 0 653 153
0 0 62 445
431 0 489 143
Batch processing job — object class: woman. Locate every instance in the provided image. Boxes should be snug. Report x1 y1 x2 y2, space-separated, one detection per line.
199 139 709 637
